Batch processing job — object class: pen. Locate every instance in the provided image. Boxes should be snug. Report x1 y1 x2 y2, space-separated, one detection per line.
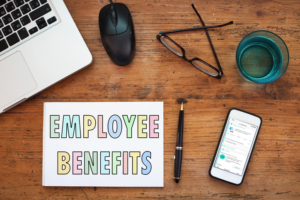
174 102 184 183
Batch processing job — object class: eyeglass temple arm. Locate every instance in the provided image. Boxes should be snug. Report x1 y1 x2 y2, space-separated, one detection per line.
191 3 225 75
159 21 233 34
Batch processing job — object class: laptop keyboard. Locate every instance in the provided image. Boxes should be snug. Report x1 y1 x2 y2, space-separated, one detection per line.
0 0 60 55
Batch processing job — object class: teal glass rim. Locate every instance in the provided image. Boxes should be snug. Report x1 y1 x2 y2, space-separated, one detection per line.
235 30 289 84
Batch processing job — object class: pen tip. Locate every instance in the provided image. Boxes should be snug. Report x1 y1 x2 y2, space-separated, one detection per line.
175 179 180 183
181 102 183 110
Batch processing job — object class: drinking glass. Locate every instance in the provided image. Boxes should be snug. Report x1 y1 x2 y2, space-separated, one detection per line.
236 30 289 83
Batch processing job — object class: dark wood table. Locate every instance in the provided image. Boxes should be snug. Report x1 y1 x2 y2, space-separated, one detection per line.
1 0 300 199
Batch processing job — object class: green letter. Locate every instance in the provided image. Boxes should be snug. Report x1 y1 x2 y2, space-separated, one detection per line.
112 152 121 175
123 115 136 138
50 115 60 138
84 151 98 175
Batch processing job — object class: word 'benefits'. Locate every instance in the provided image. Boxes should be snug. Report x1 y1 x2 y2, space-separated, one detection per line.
58 151 151 175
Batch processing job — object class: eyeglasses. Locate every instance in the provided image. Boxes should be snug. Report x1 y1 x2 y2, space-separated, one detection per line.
157 4 233 79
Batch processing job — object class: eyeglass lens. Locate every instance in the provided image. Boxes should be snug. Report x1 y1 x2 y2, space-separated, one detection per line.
160 36 183 57
191 60 219 77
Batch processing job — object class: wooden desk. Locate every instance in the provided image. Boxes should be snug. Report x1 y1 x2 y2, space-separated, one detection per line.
1 0 299 199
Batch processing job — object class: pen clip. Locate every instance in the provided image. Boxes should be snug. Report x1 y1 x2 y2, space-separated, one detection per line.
173 155 175 178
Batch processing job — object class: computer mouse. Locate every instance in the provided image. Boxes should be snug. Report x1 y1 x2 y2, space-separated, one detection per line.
99 1 136 66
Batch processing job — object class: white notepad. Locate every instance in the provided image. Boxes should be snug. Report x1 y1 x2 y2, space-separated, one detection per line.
43 102 164 187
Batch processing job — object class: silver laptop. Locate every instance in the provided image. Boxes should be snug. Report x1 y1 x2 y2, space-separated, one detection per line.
0 0 92 114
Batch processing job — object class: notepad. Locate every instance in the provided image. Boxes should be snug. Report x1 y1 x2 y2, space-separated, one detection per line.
42 102 164 187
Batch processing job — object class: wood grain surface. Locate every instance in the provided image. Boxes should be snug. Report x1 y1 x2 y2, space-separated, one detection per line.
1 0 300 199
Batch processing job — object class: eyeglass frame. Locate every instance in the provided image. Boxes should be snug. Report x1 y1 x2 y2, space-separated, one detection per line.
156 4 233 79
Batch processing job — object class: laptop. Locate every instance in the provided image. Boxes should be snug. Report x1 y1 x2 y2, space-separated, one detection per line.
0 0 93 114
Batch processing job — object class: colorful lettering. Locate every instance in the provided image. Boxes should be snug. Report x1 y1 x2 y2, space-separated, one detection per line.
57 152 70 175
108 115 122 138
50 115 60 138
138 116 147 138
72 151 82 175
130 152 140 175
84 151 98 175
112 152 121 175
62 115 81 138
149 115 159 138
100 152 110 175
98 115 107 138
142 151 152 175
83 116 96 138
123 115 136 138
123 152 128 175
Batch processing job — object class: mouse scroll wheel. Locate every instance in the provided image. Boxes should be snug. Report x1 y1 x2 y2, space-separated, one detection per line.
111 10 118 27
112 10 116 18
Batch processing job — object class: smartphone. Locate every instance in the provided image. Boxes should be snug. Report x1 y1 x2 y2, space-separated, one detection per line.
209 108 262 185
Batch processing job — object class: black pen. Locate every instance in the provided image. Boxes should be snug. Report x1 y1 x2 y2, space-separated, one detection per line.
174 102 184 183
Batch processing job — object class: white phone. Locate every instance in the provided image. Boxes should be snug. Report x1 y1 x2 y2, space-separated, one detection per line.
209 108 262 185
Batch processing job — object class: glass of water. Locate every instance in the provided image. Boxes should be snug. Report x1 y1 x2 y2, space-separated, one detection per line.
236 30 289 84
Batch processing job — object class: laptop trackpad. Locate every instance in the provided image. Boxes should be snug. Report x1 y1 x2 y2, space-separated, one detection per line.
0 52 37 110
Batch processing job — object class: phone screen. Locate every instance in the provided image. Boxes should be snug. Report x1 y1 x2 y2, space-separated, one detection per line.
214 117 258 176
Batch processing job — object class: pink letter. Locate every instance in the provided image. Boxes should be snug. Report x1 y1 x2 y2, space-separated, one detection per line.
123 152 128 175
98 115 107 138
149 115 159 138
73 152 82 175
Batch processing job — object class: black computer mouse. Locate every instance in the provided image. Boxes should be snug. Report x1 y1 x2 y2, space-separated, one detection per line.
99 1 136 66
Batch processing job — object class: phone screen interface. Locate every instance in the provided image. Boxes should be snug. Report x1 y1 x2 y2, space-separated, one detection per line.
214 117 258 176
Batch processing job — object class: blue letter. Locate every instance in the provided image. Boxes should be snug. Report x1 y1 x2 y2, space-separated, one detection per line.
108 115 122 138
62 115 81 138
142 151 152 175
100 152 110 175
